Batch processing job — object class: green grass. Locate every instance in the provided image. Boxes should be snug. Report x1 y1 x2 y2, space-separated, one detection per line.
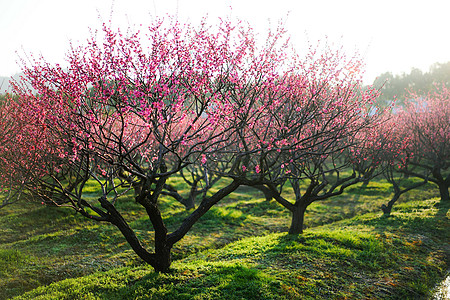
0 177 448 299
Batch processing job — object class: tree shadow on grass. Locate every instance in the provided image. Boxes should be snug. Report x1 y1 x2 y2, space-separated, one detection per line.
362 199 449 240
90 263 282 300
0 204 85 244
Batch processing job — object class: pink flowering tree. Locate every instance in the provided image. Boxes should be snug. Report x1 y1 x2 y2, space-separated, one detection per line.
0 94 25 208
1 18 310 272
205 46 386 234
397 86 450 202
381 119 429 216
355 114 428 215
0 90 68 208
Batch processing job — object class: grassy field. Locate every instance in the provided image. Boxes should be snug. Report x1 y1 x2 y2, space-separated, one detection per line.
0 177 448 299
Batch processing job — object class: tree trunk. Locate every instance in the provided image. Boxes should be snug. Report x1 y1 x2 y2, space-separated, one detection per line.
162 184 196 210
381 192 400 216
438 182 449 202
152 246 172 272
382 177 427 216
430 167 449 202
135 174 173 272
98 196 171 272
133 183 142 196
113 211 171 272
254 184 274 201
184 194 196 210
361 179 370 188
288 204 307 234
167 180 240 246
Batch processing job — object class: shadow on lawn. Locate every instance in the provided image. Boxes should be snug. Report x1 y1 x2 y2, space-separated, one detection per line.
90 263 281 300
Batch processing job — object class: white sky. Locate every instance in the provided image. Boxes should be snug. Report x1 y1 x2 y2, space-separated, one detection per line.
1 0 449 84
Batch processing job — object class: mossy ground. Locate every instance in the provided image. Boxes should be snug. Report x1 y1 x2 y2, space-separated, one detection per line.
0 177 448 299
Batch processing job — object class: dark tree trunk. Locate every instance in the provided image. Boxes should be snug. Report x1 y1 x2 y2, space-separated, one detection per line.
167 180 240 246
382 178 427 216
98 196 171 272
185 179 201 210
381 193 400 216
184 194 196 210
288 204 307 234
430 168 449 202
381 181 401 216
162 184 196 210
134 172 173 272
92 179 240 272
438 182 449 202
133 183 142 196
145 200 172 271
361 179 370 188
254 184 274 201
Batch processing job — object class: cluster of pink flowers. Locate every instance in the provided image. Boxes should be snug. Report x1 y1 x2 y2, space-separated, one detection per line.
0 16 388 197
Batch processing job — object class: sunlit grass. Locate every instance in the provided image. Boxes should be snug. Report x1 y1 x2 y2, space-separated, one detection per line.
12 196 448 299
0 175 447 299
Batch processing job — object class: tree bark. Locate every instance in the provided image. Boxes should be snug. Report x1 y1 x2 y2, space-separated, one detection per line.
162 184 196 210
381 193 400 216
253 184 274 201
132 172 173 272
430 167 449 202
184 195 196 210
382 179 427 216
288 204 307 234
438 182 449 202
361 179 370 188
98 196 171 272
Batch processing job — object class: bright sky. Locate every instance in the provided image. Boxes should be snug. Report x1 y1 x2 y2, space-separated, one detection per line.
1 0 449 84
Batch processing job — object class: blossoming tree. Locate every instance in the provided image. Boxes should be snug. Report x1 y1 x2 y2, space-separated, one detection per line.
397 86 450 202
0 94 24 208
1 18 302 271
357 114 427 216
204 46 385 234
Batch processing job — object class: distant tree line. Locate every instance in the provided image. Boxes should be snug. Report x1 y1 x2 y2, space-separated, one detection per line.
371 61 450 106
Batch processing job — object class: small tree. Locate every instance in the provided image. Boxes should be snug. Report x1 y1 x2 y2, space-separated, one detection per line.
211 46 385 234
362 115 428 216
398 86 450 202
0 94 24 208
161 159 227 210
381 165 428 215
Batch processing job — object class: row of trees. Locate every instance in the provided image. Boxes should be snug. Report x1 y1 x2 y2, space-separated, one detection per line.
0 18 448 272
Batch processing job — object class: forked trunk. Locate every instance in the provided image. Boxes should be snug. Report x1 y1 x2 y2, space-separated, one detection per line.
361 179 370 188
100 197 171 272
382 182 401 216
382 178 427 216
381 192 400 216
152 247 172 272
115 218 171 272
